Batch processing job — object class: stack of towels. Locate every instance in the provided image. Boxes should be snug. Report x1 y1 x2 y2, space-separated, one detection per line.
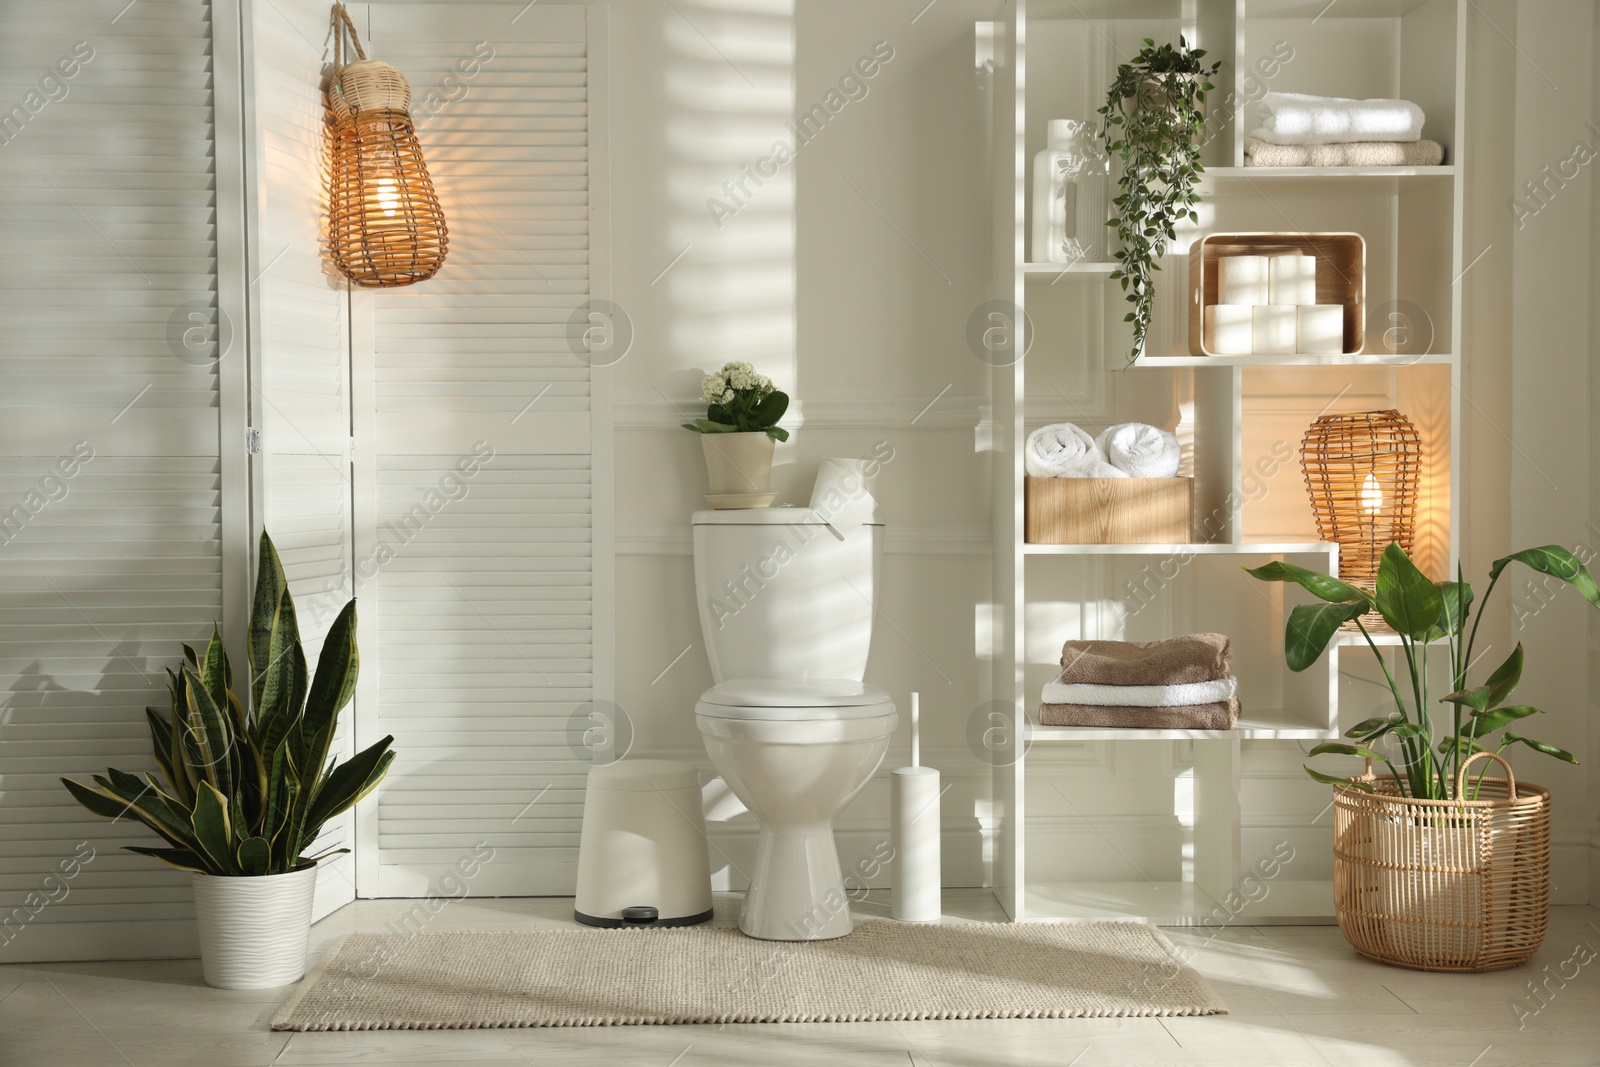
1204 252 1342 355
1039 633 1241 730
1025 422 1181 479
1245 92 1445 168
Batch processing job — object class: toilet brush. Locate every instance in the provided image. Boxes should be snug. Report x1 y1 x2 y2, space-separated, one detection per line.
890 692 942 922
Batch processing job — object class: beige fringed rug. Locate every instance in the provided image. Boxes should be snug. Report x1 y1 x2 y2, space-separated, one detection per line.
271 920 1225 1030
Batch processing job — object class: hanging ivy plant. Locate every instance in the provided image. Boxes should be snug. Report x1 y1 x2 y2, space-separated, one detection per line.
1099 37 1219 364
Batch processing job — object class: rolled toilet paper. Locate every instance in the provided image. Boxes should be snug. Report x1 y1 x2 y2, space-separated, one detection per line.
1298 304 1345 354
810 457 876 537
1216 255 1269 305
891 766 942 922
1203 304 1254 355
1253 305 1298 354
1268 254 1317 305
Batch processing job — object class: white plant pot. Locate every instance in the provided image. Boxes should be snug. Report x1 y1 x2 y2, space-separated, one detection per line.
700 432 775 503
192 864 318 989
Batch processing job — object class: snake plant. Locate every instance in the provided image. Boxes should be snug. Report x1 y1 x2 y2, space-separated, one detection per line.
61 532 395 876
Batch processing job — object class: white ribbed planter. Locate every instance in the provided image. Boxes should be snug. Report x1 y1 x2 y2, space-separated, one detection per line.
192 864 318 989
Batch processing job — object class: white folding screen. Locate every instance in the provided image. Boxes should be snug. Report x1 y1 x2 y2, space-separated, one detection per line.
346 4 612 897
0 0 249 961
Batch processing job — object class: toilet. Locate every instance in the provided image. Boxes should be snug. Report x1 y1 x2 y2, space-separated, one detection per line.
692 507 897 941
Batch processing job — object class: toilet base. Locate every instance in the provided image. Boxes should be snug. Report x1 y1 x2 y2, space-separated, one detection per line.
739 823 855 941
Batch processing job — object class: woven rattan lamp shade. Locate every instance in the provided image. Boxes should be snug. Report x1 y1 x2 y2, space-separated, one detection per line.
1300 409 1421 586
325 4 447 287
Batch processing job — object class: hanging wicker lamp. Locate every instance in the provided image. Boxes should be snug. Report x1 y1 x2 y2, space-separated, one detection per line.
1300 409 1421 587
325 4 447 287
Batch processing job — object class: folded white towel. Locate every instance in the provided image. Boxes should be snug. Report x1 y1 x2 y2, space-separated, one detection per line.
1252 92 1425 145
1025 423 1125 478
1042 676 1238 708
1096 423 1181 478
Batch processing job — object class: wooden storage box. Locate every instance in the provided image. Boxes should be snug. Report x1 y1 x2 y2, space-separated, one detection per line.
1187 232 1365 356
1025 477 1194 544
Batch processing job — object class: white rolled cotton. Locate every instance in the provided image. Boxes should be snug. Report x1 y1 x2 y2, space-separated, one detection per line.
1096 423 1181 478
1252 305 1298 354
1204 304 1254 355
1217 255 1269 305
1297 305 1345 354
1268 254 1317 305
1025 423 1125 478
1252 92 1426 145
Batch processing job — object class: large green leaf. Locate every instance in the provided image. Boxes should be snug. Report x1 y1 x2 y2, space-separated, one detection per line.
303 737 395 835
1345 713 1401 739
100 769 196 848
124 846 210 873
1304 766 1375 793
1441 645 1524 714
181 665 234 799
1245 560 1374 606
1502 731 1578 764
61 777 139 821
200 627 230 718
249 531 291 713
1469 704 1541 733
300 600 359 772
1283 601 1366 671
189 781 237 875
1491 546 1600 611
1374 543 1443 637
236 836 271 875
1434 581 1474 639
751 390 788 429
145 706 178 796
1308 742 1384 760
253 587 303 752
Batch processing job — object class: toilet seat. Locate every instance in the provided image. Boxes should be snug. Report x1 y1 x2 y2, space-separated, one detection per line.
695 679 895 721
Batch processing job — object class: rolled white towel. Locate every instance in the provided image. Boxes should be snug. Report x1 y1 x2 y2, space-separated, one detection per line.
1043 676 1238 708
1025 423 1125 478
1096 423 1181 478
1251 92 1424 145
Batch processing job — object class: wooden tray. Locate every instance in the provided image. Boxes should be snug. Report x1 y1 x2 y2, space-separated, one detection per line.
1025 477 1193 544
1187 232 1365 356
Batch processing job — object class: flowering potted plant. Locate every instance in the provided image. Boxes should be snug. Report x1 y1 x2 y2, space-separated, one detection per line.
682 361 790 508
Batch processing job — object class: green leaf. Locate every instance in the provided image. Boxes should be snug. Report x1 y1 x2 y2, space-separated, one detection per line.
1245 560 1374 605
1442 645 1524 713
301 599 359 764
124 846 211 873
1308 742 1384 760
61 777 137 821
1304 766 1375 793
766 426 790 443
1437 735 1491 756
236 836 272 875
181 665 234 798
1283 601 1366 671
1374 543 1443 637
190 781 238 875
249 532 290 715
694 419 739 433
200 626 229 716
1346 714 1401 738
1502 731 1578 764
1490 546 1600 611
751 390 788 428
1469 704 1541 733
1434 580 1474 639
303 738 395 837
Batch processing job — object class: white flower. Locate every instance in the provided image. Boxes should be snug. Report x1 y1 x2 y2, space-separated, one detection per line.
701 373 727 404
722 388 736 403
725 362 756 391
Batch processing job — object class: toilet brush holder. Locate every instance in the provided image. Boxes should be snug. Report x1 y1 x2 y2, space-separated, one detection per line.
890 766 941 922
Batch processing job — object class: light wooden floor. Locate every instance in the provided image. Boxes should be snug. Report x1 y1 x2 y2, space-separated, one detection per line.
3 891 1598 1066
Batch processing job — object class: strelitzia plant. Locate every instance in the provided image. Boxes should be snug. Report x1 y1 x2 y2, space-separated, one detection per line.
1248 543 1599 799
61 531 395 876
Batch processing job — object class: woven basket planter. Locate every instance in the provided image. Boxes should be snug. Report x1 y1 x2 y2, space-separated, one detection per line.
1332 752 1550 972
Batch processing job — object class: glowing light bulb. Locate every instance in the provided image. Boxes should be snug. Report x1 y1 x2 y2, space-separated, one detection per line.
1361 472 1383 515
374 177 400 217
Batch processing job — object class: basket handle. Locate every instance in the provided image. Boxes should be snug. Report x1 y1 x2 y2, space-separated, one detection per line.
1455 750 1517 800
332 2 368 72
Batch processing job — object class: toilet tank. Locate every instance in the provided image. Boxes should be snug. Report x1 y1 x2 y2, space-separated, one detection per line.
693 508 881 683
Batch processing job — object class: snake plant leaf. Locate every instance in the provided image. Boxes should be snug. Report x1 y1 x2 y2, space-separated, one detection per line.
1490 545 1600 611
1283 601 1366 671
1244 561 1375 606
1375 543 1443 637
249 531 291 713
60 776 138 821
90 772 196 852
299 600 359 782
145 706 177 794
182 643 199 668
200 627 230 718
181 665 234 799
124 846 210 873
236 835 271 875
1345 714 1401 738
190 781 237 876
1304 766 1375 793
1308 742 1384 760
301 845 353 864
1468 704 1541 733
304 738 395 833
254 588 303 755
1442 645 1525 714
1502 731 1578 763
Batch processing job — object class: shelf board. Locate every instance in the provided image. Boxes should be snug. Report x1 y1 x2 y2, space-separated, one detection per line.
1028 706 1335 741
1018 880 1336 924
1024 541 1335 556
1201 166 1455 197
1023 261 1117 278
1131 351 1456 368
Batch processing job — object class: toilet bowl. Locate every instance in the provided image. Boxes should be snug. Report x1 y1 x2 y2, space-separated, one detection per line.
696 679 897 941
691 505 894 941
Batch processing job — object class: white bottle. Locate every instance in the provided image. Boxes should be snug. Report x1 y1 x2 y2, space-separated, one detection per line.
1030 119 1109 264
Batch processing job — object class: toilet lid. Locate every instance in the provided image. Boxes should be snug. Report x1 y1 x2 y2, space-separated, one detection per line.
695 679 895 720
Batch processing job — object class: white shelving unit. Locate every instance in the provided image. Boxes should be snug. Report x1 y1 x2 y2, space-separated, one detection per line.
983 0 1465 923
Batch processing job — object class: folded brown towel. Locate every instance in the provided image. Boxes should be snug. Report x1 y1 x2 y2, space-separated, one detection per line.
1038 697 1240 730
1058 633 1231 686
1244 137 1445 167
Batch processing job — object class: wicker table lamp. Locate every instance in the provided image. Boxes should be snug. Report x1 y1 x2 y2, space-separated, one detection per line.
325 3 447 287
1300 409 1421 588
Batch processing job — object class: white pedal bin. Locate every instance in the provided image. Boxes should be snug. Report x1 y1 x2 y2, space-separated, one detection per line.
573 759 714 927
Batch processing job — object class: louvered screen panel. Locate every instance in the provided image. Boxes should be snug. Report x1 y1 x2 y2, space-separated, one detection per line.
351 4 599 896
0 0 226 960
252 0 358 921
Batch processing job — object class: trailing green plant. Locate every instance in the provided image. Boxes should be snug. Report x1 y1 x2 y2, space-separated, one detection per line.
681 360 790 442
1099 37 1219 365
1248 543 1600 800
61 531 395 876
